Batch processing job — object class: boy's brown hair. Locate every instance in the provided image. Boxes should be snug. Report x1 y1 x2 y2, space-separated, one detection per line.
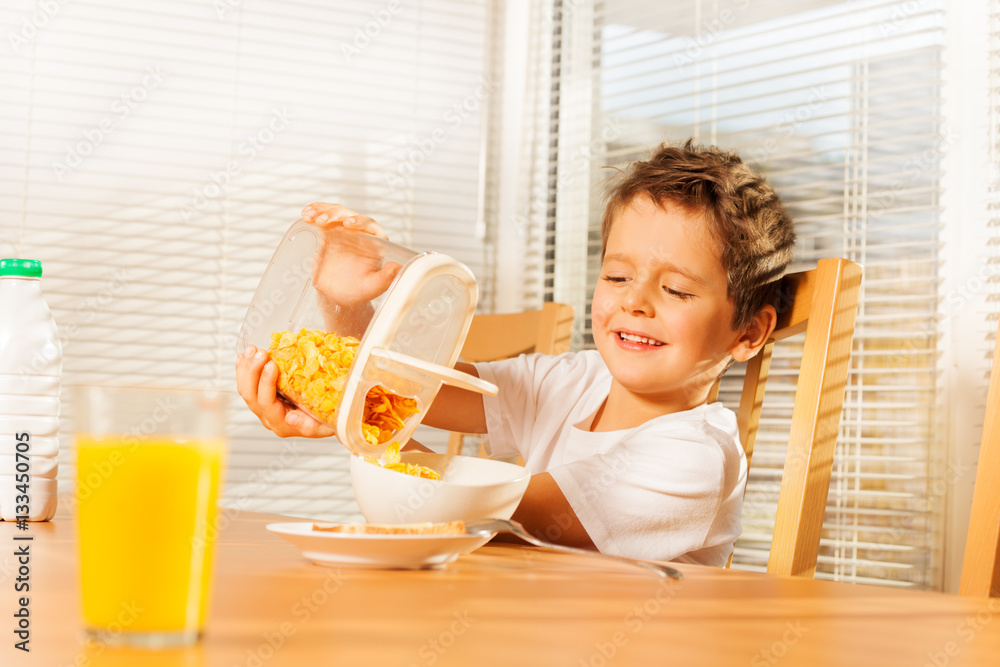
601 139 796 332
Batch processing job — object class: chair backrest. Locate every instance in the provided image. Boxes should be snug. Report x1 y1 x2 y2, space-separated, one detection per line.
446 302 574 455
729 257 863 578
959 317 1000 597
458 302 575 361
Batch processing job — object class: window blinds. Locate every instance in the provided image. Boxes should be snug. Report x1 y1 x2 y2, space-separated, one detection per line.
548 0 945 587
1 0 495 521
946 0 1000 590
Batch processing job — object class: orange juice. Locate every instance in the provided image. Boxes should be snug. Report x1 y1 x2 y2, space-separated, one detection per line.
76 436 224 634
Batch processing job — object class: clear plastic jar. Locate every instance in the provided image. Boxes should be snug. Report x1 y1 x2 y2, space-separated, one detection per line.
239 221 494 457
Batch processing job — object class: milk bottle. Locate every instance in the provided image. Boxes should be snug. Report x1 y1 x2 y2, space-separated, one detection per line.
0 258 61 521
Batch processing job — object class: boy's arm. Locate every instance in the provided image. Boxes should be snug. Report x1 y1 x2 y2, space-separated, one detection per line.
419 361 488 434
237 348 489 439
379 363 490 450
510 472 596 550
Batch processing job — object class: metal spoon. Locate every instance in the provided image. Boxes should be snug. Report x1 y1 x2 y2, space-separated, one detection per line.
464 517 684 580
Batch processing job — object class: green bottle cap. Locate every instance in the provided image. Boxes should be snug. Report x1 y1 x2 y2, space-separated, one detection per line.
0 258 43 278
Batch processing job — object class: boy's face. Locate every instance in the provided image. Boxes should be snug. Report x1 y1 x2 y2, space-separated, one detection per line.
591 195 744 410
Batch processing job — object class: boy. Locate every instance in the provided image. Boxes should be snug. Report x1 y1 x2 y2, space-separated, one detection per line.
236 140 795 566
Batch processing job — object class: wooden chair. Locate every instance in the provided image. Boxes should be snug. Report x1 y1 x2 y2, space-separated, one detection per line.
959 316 1000 597
723 257 863 578
446 302 574 455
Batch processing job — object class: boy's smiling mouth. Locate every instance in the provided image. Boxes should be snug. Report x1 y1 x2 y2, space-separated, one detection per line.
616 330 664 347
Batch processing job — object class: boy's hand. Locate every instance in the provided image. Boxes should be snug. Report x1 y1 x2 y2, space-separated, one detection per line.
301 202 402 310
235 344 335 438
302 202 390 239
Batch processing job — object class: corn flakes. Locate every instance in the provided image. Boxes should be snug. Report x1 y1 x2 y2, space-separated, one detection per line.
367 442 441 480
268 329 419 445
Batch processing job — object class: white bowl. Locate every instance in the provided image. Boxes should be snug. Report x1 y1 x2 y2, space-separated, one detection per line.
350 452 530 524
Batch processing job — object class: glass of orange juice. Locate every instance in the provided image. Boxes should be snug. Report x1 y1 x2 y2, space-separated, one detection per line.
74 386 226 648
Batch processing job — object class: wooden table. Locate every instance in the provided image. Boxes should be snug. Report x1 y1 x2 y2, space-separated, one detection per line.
3 508 1000 666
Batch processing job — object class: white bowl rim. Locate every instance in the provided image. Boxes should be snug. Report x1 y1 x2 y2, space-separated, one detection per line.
351 451 530 488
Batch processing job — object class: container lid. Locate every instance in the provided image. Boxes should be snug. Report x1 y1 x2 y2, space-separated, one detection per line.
0 258 42 277
239 220 496 457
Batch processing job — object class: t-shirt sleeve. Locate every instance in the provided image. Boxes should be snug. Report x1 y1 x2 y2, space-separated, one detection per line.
472 359 522 459
548 425 730 562
472 354 553 460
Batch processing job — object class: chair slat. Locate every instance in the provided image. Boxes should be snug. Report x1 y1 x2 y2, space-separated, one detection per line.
737 341 773 471
767 257 863 578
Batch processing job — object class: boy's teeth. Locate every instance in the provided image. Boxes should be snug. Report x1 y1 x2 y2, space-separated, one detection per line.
619 332 663 346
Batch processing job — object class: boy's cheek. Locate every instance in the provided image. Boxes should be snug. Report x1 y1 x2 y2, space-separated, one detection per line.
590 291 618 320
590 306 613 332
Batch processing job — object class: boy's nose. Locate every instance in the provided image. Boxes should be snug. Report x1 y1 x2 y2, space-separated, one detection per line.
620 280 655 316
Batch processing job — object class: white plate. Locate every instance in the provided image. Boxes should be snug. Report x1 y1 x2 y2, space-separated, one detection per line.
266 522 494 570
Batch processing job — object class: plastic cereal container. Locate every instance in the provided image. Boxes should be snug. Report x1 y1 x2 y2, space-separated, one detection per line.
238 220 495 457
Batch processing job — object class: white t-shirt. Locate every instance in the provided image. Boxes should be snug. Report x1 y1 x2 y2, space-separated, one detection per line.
474 350 747 566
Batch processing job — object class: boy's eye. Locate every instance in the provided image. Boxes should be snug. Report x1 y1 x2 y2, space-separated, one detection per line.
664 286 693 300
601 275 628 284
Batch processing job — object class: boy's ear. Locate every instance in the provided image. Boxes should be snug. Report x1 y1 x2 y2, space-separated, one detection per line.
730 304 777 362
